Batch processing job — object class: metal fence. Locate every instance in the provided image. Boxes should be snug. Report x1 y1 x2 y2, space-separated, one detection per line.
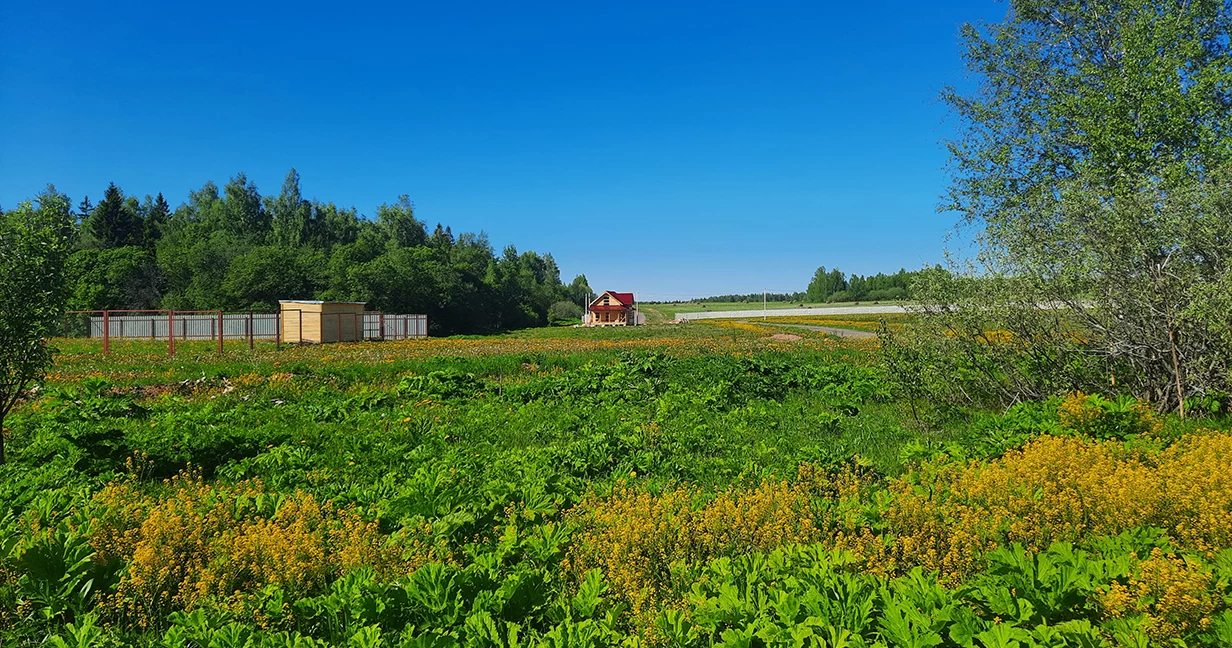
69 311 281 340
62 309 428 356
375 313 428 339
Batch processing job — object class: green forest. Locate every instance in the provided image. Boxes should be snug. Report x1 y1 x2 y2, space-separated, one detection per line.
22 171 590 336
674 268 925 307
803 267 922 303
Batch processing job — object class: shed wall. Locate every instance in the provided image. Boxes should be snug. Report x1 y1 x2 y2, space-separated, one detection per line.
280 301 365 344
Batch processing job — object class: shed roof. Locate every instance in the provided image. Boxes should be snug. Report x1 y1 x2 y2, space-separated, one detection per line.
278 300 368 305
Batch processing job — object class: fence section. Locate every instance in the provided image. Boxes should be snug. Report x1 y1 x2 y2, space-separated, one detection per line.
74 311 282 340
63 309 428 356
376 313 428 340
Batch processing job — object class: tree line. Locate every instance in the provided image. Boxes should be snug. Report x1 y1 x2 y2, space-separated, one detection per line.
662 268 929 306
805 267 924 303
13 170 592 335
683 292 808 304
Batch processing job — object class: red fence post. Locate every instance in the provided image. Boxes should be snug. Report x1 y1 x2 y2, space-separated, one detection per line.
248 310 254 350
168 310 175 358
102 310 110 356
217 311 224 355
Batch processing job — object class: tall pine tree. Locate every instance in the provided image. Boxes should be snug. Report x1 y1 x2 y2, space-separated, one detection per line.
89 183 141 247
76 196 93 227
144 192 170 247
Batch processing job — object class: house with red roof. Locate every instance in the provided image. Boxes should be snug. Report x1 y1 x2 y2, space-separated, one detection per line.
584 291 638 326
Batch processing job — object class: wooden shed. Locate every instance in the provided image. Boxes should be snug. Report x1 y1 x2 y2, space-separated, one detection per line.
279 300 367 344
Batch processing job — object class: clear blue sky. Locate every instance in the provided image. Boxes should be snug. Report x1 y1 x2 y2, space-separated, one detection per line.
0 1 1004 299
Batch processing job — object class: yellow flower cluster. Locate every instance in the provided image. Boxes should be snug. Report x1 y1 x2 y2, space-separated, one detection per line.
1057 392 1162 438
0 560 18 629
766 315 908 332
882 430 1232 580
1097 548 1215 641
710 321 785 335
90 470 425 628
1157 432 1232 555
566 474 825 619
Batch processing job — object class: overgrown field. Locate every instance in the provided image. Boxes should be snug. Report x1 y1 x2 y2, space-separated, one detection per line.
761 314 915 333
3 324 1231 647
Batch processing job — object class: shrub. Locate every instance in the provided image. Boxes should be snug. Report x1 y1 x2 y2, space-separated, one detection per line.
1057 392 1162 439
1097 547 1216 642
396 370 486 400
90 469 428 629
547 301 583 325
565 471 826 619
883 430 1232 580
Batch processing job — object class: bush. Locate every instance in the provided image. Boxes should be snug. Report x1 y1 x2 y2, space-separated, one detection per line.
1057 392 1162 440
566 465 853 619
825 290 853 303
883 430 1232 580
865 287 907 301
90 469 426 628
547 300 582 325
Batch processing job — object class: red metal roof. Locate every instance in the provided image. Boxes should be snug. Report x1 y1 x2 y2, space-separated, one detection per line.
589 291 636 308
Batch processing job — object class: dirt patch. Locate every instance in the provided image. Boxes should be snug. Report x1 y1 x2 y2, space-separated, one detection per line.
114 375 236 401
116 384 183 400
767 333 802 342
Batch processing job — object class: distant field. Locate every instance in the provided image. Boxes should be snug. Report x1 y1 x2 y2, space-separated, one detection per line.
644 300 911 320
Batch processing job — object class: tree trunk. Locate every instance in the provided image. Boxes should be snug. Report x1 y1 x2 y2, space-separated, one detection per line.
0 411 6 465
1166 310 1186 418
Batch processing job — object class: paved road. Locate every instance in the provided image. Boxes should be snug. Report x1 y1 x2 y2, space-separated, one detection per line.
745 321 878 339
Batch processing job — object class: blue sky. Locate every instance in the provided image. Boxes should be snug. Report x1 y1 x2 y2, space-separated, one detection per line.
0 1 1004 299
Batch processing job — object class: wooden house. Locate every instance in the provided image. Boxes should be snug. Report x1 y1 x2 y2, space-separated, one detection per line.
585 291 637 326
280 300 367 343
